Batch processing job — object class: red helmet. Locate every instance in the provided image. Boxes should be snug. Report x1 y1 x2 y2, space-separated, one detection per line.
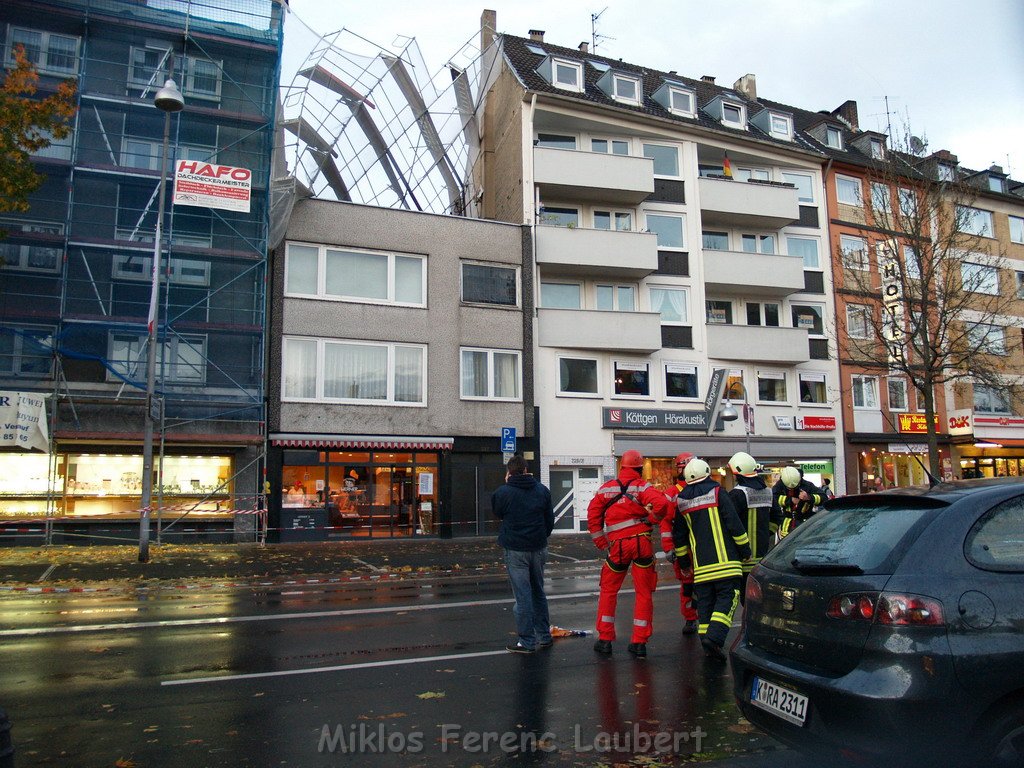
675 452 695 469
620 449 645 468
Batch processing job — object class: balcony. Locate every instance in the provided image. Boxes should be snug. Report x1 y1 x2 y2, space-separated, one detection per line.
534 147 654 205
698 177 799 228
536 226 658 278
538 308 662 354
706 324 809 363
703 250 805 297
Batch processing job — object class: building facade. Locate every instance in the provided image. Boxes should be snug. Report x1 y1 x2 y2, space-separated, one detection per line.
0 0 283 542
267 199 535 540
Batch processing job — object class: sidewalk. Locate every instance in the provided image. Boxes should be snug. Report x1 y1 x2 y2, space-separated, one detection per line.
0 534 602 589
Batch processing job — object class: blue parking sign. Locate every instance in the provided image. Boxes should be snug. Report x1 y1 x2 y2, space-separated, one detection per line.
500 427 516 453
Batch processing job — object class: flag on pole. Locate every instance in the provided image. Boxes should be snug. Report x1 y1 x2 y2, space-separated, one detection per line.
722 152 733 178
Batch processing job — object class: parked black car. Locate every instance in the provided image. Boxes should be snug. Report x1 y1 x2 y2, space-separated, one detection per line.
731 478 1024 767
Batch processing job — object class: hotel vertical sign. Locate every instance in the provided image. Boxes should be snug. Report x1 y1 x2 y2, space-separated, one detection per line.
879 243 906 365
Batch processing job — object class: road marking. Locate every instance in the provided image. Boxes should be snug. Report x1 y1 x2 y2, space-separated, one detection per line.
547 552 582 562
162 649 511 686
350 556 386 573
37 565 57 582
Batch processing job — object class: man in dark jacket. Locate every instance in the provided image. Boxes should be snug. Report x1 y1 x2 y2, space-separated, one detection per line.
492 455 555 653
772 466 824 539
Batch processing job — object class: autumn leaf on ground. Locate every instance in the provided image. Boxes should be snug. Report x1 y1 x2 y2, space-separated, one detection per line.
114 759 138 767
415 691 445 699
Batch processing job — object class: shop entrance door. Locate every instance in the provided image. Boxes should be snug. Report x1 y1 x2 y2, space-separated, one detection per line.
366 465 416 537
550 467 601 532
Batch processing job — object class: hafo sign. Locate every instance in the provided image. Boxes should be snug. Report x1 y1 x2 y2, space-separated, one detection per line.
173 161 252 213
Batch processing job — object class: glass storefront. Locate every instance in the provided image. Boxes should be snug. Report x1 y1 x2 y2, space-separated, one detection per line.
959 456 1024 479
856 448 935 491
0 452 233 519
636 455 835 494
282 450 439 538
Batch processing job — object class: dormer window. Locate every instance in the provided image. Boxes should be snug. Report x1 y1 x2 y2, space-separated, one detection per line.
552 58 582 92
825 126 843 149
722 102 746 129
769 112 793 140
937 163 955 181
989 175 1006 193
870 138 885 159
611 73 641 105
667 86 695 117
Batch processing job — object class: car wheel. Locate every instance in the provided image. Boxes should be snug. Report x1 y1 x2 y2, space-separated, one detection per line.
982 704 1024 767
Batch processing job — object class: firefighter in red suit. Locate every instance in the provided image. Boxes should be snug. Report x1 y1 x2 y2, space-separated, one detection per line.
659 452 699 635
587 449 672 658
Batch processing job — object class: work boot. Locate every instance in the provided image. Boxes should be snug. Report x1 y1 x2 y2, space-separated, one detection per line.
593 639 613 655
682 619 697 635
701 637 726 661
627 642 647 658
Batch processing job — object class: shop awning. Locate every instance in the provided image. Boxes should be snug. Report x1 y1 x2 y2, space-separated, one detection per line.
270 434 454 451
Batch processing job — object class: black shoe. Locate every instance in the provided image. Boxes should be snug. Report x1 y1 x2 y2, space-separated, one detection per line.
627 642 647 658
701 637 726 661
537 639 553 649
682 619 697 635
593 639 613 655
506 642 535 654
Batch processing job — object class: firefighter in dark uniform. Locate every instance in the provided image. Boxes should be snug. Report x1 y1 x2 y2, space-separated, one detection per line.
726 451 782 603
673 458 751 661
772 466 823 540
587 449 672 658
659 452 699 635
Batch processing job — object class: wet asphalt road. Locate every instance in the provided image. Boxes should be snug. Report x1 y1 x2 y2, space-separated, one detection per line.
0 565 818 767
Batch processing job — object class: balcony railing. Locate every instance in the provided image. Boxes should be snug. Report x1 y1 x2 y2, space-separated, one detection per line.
698 176 799 228
536 226 658 278
534 147 654 205
538 308 662 354
703 250 805 296
706 324 809 363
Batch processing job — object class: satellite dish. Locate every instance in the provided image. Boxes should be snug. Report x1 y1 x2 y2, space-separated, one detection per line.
909 135 926 156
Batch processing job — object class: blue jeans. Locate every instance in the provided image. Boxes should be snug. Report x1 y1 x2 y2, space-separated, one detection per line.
504 547 552 649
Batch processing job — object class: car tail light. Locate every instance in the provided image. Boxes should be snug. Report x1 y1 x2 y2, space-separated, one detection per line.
827 592 944 626
745 572 763 605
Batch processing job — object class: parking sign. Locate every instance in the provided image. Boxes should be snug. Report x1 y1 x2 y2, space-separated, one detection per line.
500 427 516 453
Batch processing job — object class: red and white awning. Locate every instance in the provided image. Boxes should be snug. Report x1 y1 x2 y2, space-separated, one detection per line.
270 434 453 451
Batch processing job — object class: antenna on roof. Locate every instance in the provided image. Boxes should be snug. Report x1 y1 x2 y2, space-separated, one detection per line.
591 7 615 53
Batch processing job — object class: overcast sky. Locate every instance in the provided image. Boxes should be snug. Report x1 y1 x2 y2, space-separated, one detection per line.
287 0 1023 175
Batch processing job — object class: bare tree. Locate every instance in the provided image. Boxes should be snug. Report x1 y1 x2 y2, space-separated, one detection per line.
835 127 1021 479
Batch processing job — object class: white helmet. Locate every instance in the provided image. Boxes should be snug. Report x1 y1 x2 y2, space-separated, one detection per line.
729 451 758 477
684 458 711 483
780 466 802 489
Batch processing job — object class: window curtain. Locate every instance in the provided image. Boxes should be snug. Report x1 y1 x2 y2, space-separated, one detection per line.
326 249 387 300
324 342 386 400
651 289 685 322
394 346 423 402
283 338 317 398
461 350 487 397
493 353 520 399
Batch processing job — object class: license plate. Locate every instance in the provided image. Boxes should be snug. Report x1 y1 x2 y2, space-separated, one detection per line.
750 676 808 726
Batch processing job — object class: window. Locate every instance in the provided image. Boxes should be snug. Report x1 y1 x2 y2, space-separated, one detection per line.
757 371 787 403
129 46 221 99
284 243 426 307
957 206 994 238
798 372 827 404
645 213 685 249
898 188 917 220
782 172 814 203
613 361 650 397
966 498 1024 572
461 262 518 306
108 333 206 383
702 231 729 251
869 138 885 159
559 357 599 396
846 304 872 339
825 126 842 149
966 322 1006 355
536 133 576 150
852 375 879 409
988 175 1005 193
961 262 999 295
0 326 53 376
735 167 770 182
649 286 688 324
593 210 632 231
1017 271 1024 300
870 182 891 217
551 58 582 91
706 300 733 324
596 284 635 311
741 234 776 254
974 384 1011 414
185 57 221 99
282 337 425 405
611 74 641 104
664 363 698 399
903 245 920 280
1009 216 1024 245
888 378 908 411
642 144 679 176
792 304 825 336
112 254 210 286
840 235 869 271
769 112 793 140
460 348 522 401
540 282 581 309
591 138 629 155
787 236 820 269
721 101 746 129
0 220 62 273
122 138 215 172
836 175 862 206
746 302 780 327
7 27 79 75
539 205 579 227
667 86 695 117
937 163 955 182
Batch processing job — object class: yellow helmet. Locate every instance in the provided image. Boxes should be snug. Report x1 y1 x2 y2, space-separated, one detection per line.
684 458 711 483
728 451 758 477
780 466 802 489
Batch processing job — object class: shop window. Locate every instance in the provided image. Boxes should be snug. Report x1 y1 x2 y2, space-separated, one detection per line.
613 361 650 397
798 372 827 404
461 262 518 306
460 347 522 401
665 363 698 399
558 356 599 396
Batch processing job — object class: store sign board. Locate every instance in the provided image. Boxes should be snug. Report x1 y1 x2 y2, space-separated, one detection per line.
603 406 709 430
794 415 836 431
897 413 939 434
774 416 793 430
888 443 928 454
947 409 973 436
173 160 252 213
798 461 834 473
0 391 48 452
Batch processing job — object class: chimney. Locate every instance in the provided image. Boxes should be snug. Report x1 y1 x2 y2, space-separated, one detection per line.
480 9 497 53
990 164 1004 175
700 75 716 84
833 99 859 131
528 29 545 42
578 41 588 53
930 149 959 164
733 73 756 101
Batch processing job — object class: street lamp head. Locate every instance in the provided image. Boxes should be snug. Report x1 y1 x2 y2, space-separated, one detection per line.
154 79 185 112
720 400 739 421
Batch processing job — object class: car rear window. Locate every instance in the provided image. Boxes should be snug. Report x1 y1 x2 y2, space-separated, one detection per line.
966 495 1024 572
762 502 942 575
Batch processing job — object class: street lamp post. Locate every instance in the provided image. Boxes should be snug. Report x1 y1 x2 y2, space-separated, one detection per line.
139 79 184 563
720 381 751 454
